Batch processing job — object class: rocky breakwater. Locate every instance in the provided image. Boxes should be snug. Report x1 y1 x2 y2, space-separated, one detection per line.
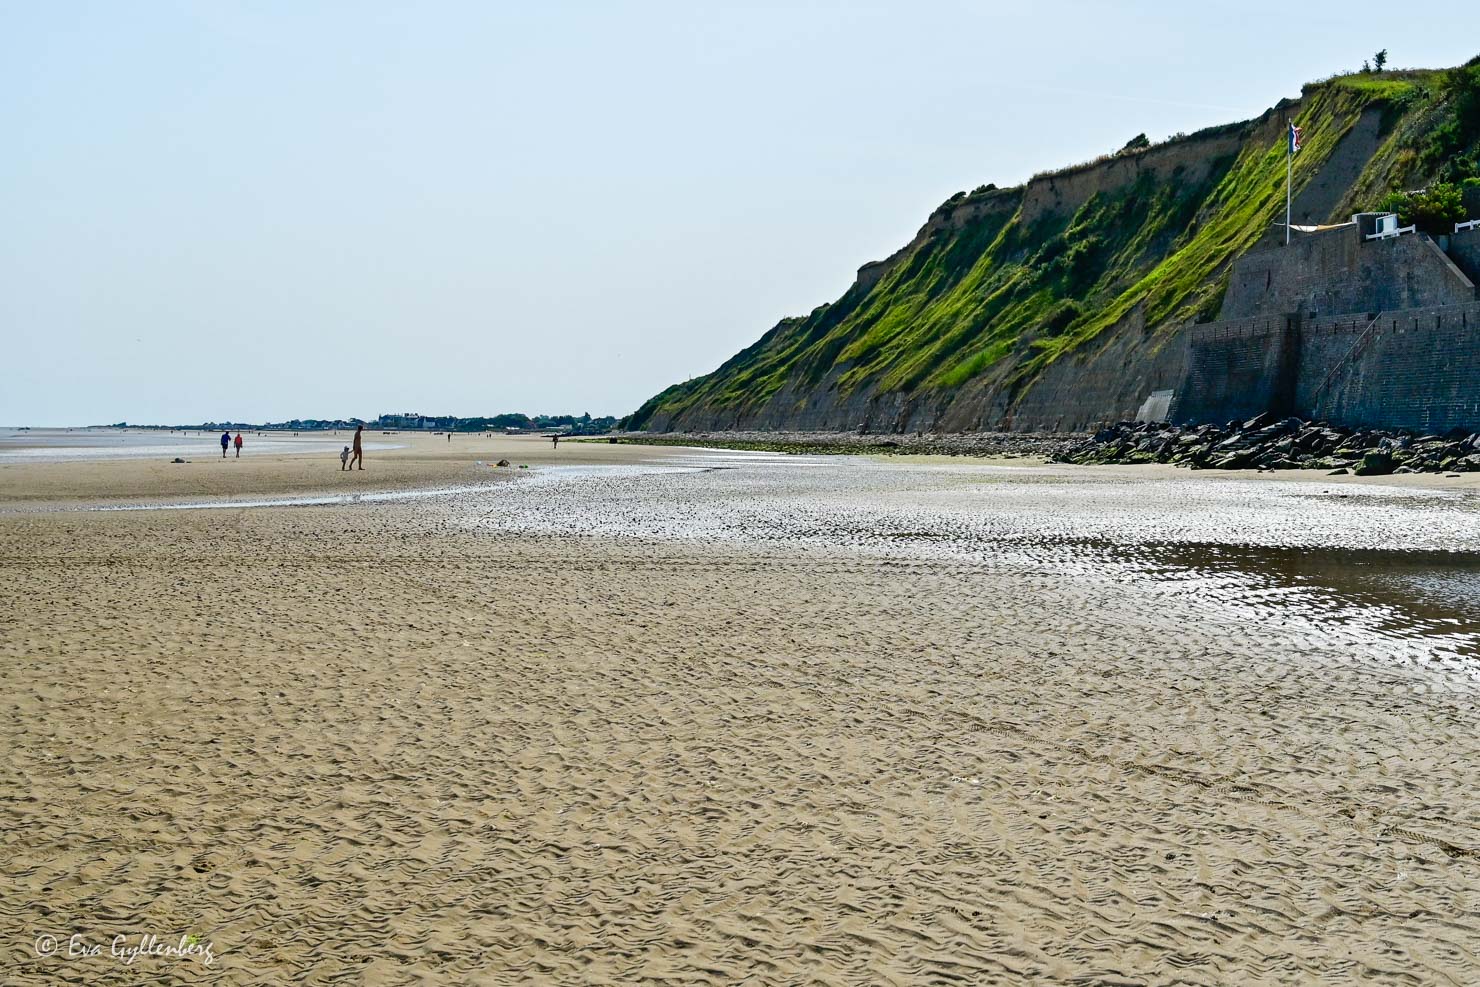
1053 415 1480 476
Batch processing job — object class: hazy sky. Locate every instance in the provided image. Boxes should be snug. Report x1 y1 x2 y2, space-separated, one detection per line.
3 2 1477 425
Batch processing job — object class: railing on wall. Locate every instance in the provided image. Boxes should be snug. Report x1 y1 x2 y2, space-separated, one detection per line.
1308 311 1387 414
1458 219 1480 234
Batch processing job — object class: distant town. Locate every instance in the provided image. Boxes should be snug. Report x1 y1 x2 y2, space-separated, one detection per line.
108 412 622 435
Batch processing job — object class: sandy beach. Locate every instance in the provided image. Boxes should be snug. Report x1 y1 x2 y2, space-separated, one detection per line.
3 435 1480 984
0 429 694 506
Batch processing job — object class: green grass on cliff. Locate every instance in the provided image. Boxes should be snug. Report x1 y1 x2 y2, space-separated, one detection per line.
628 66 1469 430
1024 82 1371 374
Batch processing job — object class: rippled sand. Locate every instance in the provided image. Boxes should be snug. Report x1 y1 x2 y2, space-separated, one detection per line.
3 441 1479 984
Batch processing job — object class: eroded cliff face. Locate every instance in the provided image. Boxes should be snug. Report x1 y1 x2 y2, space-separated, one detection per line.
630 68 1478 433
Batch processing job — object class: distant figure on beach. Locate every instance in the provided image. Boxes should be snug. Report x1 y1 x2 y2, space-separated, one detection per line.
220 430 230 458
233 433 243 458
340 446 350 470
349 424 364 470
551 434 560 449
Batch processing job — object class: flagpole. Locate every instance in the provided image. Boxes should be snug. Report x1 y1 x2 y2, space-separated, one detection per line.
1285 119 1292 246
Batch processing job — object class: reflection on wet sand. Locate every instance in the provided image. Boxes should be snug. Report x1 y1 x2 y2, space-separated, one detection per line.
1141 542 1480 662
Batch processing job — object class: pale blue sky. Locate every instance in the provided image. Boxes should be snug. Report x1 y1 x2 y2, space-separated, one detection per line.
3 2 1477 425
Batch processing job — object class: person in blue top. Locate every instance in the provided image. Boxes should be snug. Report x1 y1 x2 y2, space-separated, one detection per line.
220 430 231 458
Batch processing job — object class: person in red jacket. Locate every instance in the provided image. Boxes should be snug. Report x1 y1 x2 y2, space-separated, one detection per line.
233 433 243 458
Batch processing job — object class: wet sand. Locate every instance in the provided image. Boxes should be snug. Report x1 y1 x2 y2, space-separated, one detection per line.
3 441 1479 984
0 432 672 506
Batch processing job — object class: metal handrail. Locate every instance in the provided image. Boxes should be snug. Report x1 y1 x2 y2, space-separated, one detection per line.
1309 311 1387 412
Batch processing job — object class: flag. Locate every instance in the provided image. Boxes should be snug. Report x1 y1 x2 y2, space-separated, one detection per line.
1288 122 1303 155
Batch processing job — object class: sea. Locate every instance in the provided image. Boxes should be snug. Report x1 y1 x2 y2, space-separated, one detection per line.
0 427 396 462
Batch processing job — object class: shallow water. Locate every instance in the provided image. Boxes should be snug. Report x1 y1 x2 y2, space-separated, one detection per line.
0 427 398 462
455 454 1480 666
23 446 1480 665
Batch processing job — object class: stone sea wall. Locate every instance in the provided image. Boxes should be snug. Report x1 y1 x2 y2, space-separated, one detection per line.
1222 226 1475 319
1166 316 1296 426
1173 301 1480 433
1448 228 1480 283
1308 301 1480 431
1171 227 1480 432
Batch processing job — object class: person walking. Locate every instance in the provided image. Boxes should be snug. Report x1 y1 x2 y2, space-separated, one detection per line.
220 430 230 458
551 433 560 449
340 446 350 470
233 432 243 458
349 424 364 470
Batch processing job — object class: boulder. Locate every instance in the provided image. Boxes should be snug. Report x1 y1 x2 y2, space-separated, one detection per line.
1354 451 1394 476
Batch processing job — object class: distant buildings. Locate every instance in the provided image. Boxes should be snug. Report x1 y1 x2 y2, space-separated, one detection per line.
374 412 618 434
166 412 618 434
375 412 458 430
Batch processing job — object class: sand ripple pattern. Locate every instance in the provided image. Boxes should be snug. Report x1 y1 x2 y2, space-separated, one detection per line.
3 460 1480 984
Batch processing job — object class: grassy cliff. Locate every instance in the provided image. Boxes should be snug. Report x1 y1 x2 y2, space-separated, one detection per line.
629 61 1480 433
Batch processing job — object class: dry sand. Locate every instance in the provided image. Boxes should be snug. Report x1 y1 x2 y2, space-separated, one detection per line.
2 438 1479 984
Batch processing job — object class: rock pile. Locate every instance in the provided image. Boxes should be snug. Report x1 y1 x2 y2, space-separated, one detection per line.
1053 416 1480 475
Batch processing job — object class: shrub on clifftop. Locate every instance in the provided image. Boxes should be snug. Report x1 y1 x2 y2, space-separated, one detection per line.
1375 183 1467 233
